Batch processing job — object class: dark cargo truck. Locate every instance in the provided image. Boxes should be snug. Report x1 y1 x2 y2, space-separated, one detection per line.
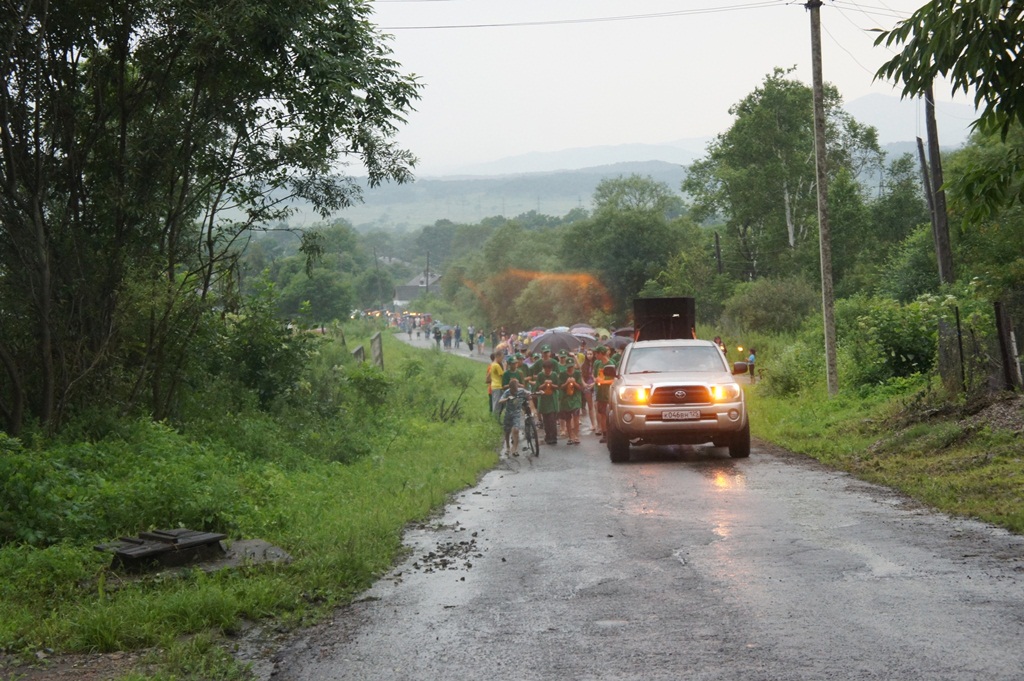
631 296 697 341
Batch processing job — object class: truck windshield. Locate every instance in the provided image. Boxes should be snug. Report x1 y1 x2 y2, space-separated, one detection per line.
624 346 725 374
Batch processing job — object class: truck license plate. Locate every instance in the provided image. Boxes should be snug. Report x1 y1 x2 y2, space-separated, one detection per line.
662 409 700 421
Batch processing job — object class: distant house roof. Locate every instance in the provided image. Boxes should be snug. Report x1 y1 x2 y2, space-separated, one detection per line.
404 272 442 288
394 271 442 306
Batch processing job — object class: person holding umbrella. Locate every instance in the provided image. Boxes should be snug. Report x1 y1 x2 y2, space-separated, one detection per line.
528 344 555 385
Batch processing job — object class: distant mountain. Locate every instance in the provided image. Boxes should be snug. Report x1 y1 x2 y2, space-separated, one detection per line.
304 95 977 230
336 160 689 231
844 93 976 147
432 139 713 178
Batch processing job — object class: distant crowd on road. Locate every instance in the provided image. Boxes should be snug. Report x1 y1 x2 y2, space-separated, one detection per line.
395 315 759 455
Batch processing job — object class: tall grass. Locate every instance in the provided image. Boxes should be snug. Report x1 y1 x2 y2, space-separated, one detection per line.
0 328 500 675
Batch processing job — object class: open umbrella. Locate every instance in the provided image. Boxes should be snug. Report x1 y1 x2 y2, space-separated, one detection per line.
570 324 596 335
603 335 632 351
613 326 634 338
528 329 582 354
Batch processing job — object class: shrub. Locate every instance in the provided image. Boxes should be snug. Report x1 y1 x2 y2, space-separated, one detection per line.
722 276 819 334
759 338 825 397
0 421 254 546
837 295 939 387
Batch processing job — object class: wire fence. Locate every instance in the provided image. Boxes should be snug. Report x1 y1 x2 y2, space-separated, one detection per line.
938 300 1023 398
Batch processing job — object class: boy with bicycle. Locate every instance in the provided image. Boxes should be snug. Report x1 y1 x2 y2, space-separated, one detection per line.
498 378 531 456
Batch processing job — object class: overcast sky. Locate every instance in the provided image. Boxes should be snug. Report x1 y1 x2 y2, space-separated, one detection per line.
367 0 976 176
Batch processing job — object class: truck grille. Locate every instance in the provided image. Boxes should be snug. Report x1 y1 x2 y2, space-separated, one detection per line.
650 386 710 405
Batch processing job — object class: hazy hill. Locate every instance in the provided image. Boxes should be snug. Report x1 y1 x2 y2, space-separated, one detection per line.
304 93 978 231
337 160 689 232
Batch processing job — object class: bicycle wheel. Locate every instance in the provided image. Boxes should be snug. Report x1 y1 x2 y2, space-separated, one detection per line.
525 417 540 457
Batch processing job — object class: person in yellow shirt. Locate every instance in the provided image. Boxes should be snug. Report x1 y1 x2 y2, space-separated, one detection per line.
488 353 505 415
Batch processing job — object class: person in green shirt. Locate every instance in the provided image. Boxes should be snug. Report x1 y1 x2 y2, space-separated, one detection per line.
535 359 561 445
502 354 526 391
554 350 570 438
560 355 584 444
593 345 614 441
529 345 555 383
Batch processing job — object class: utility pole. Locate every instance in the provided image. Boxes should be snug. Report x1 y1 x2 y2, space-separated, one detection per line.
807 0 839 396
714 231 723 275
925 84 955 284
916 137 937 223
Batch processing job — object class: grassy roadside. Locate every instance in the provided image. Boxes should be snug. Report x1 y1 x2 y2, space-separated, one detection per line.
0 331 501 680
747 380 1024 533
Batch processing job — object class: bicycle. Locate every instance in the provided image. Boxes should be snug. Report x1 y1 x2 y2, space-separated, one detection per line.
522 405 540 457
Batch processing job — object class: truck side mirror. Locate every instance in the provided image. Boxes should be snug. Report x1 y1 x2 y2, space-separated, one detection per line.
732 362 749 376
602 365 617 379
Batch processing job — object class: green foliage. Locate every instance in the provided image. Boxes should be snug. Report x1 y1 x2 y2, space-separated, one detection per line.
0 332 500 677
876 2 1024 137
637 224 736 324
0 0 419 435
345 362 394 408
877 3 1024 218
875 224 940 302
0 420 255 547
683 67 883 282
560 175 685 314
221 283 315 408
758 335 825 398
836 295 940 387
722 277 819 334
277 268 356 324
128 632 252 681
945 127 1024 310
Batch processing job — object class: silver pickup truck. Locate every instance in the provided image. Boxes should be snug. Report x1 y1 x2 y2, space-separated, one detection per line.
604 339 750 462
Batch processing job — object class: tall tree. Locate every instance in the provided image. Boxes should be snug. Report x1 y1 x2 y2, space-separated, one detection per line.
560 175 684 313
683 68 882 281
0 0 419 434
876 2 1024 218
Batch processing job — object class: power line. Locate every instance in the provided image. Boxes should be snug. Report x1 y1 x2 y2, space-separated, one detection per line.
829 1 907 21
820 19 875 76
377 1 787 30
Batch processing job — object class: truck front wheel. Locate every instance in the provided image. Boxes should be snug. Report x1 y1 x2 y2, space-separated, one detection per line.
728 421 751 459
607 421 630 463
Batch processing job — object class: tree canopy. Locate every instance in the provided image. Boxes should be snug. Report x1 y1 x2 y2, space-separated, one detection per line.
0 0 419 434
875 1 1024 137
683 68 883 281
876 2 1024 217
560 175 687 313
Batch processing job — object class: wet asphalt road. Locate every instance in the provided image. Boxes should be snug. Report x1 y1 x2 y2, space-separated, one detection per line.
260 336 1024 680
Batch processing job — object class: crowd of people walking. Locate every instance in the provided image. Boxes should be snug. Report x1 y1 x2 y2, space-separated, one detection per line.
488 342 622 455
399 315 752 457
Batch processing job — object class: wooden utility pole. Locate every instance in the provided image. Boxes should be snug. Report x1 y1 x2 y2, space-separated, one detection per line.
714 231 723 275
807 0 839 396
925 84 955 284
916 137 937 223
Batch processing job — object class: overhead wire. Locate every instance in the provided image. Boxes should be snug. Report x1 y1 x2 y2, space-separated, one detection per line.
376 1 788 30
831 0 979 126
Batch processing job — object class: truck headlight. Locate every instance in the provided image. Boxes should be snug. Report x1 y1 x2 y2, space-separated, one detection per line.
617 386 649 405
710 383 741 402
